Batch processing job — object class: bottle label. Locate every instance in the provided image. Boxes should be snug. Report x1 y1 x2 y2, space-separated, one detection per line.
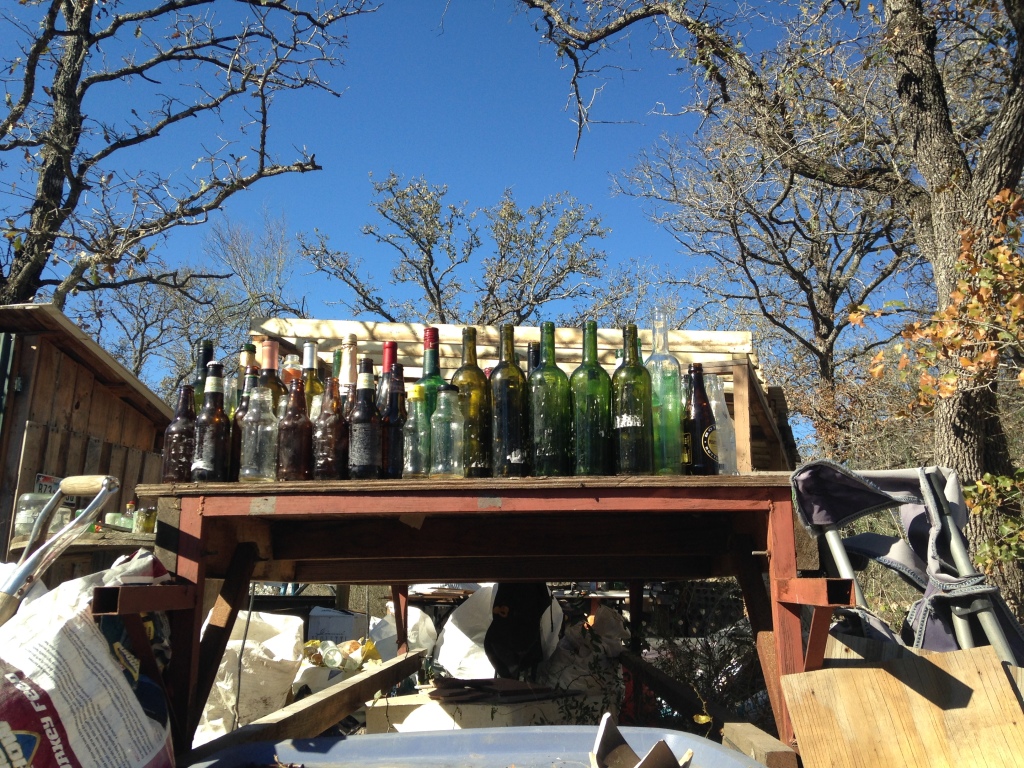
350 423 381 467
682 431 693 465
357 372 375 390
614 414 644 429
701 425 719 462
205 376 224 395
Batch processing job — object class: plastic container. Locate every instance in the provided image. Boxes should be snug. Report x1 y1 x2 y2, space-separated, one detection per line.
191 726 767 767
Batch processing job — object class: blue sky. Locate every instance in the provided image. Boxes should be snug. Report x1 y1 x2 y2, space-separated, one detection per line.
197 0 695 317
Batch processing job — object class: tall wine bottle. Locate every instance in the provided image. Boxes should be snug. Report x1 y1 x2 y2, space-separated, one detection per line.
570 320 612 475
191 339 214 412
450 327 492 477
338 334 358 419
415 327 445 465
611 324 654 475
687 363 719 475
381 363 407 479
376 340 398 413
646 309 682 475
528 321 571 476
490 324 528 477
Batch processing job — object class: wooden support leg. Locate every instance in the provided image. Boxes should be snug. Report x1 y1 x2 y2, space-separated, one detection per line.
768 498 800 749
391 584 409 655
804 606 833 673
629 580 644 653
192 541 259 740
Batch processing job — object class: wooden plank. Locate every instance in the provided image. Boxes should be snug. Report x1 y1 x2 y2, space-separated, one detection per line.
42 425 68 478
13 421 48 512
105 397 126 446
733 362 753 472
64 433 87 477
107 444 128 513
50 349 78 430
0 336 38 553
782 646 1024 768
186 650 426 764
721 722 798 768
122 447 144 507
69 366 95 434
83 436 110 475
27 341 59 425
86 388 112 440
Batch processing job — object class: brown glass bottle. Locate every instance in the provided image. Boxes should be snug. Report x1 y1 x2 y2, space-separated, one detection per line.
277 378 314 481
162 385 196 482
349 359 383 479
313 376 349 480
381 362 407 479
192 363 230 482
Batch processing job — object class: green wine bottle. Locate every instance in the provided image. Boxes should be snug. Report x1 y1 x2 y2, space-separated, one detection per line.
612 324 654 475
491 324 528 477
570 320 612 475
646 309 682 475
415 327 445 465
451 327 492 478
528 321 571 476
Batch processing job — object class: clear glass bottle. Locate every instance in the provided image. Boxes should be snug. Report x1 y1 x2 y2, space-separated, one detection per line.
229 371 258 482
646 309 682 475
528 321 571 476
313 376 348 481
162 384 196 482
258 339 287 418
415 327 446 459
277 378 314 481
338 334 359 420
403 383 430 478
376 340 398 414
611 324 654 475
302 341 325 420
687 363 719 476
239 387 279 482
192 362 230 482
570 320 613 475
490 324 528 477
349 359 383 480
451 327 492 478
430 384 465 477
381 362 407 479
705 374 738 474
281 353 302 390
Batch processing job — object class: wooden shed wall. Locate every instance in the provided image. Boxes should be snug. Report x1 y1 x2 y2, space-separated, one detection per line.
0 333 166 554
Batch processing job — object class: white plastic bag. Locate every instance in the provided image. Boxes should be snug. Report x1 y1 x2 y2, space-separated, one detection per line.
0 550 175 768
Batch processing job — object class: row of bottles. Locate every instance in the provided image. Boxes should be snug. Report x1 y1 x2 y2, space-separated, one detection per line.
161 319 739 483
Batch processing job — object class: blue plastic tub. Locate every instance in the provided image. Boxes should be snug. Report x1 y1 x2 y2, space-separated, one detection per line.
189 726 767 767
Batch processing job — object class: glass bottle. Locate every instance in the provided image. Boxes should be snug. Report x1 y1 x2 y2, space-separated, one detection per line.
313 376 348 480
236 343 257 403
281 353 302 389
381 363 407 479
415 327 446 462
277 378 314 481
490 324 528 477
646 309 683 475
239 387 279 482
376 340 398 414
192 362 230 482
570 320 613 475
349 359 383 480
403 383 430 478
528 321 571 476
451 327 492 478
258 339 288 418
680 372 693 475
705 374 738 474
611 324 654 475
526 341 541 377
191 339 214 412
301 341 325 418
338 334 359 420
162 384 196 482
687 363 719 476
430 384 465 477
229 371 258 482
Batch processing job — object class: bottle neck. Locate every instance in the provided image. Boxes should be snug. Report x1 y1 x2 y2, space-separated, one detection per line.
624 326 639 366
583 322 599 364
652 315 670 355
382 342 396 373
540 324 556 366
499 326 515 364
176 386 196 418
203 374 225 407
302 344 317 370
422 347 440 377
341 347 357 385
462 330 478 366
261 342 279 373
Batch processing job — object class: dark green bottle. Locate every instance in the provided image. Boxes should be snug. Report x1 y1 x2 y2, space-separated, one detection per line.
491 324 528 477
192 339 214 412
528 321 571 476
451 327 492 478
570 320 612 475
612 324 654 475
415 327 445 464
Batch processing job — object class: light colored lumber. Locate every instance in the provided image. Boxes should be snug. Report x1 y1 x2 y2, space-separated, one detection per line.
781 645 1024 768
721 722 798 768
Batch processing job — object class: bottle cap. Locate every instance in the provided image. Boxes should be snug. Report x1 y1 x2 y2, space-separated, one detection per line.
303 341 318 369
423 327 439 349
243 342 256 353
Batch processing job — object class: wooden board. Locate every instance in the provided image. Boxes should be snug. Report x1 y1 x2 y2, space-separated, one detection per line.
781 645 1024 768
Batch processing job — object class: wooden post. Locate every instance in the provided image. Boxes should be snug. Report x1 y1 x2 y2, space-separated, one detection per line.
732 361 753 472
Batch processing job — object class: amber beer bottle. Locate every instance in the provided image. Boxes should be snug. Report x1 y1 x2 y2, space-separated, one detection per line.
162 385 196 482
451 327 492 477
192 363 230 482
349 358 383 479
313 376 348 480
277 378 314 481
490 324 528 477
687 363 719 475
